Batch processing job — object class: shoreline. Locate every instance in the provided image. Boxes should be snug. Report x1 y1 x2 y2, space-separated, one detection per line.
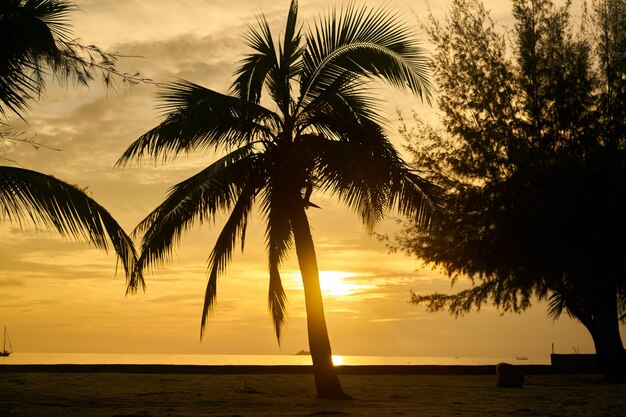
0 363 599 375
2 371 623 416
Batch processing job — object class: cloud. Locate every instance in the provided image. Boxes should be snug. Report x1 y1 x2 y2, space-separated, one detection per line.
0 278 24 287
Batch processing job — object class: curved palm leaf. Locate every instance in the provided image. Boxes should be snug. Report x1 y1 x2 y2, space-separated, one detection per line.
0 0 97 117
297 73 384 133
231 0 302 117
202 181 260 336
273 0 302 115
0 166 143 291
117 81 280 165
135 146 258 271
260 177 296 342
298 3 432 112
231 13 278 108
308 113 444 231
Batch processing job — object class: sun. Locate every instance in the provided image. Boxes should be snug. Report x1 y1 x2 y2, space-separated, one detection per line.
287 270 372 297
319 271 360 297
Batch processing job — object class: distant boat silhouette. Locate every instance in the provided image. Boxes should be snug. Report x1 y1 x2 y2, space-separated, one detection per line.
295 349 310 356
1 327 12 357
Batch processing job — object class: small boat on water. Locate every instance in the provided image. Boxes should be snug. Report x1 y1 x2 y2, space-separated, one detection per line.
1 326 13 357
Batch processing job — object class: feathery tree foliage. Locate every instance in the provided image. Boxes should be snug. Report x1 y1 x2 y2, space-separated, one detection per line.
118 0 441 398
0 0 143 289
395 0 626 381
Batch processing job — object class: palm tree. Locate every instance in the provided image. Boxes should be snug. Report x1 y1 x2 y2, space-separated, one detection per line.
0 0 143 289
118 0 441 398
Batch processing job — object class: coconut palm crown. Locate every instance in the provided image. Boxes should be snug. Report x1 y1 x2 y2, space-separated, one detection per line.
118 0 442 398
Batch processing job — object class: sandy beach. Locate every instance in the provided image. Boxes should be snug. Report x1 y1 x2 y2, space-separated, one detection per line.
2 367 625 416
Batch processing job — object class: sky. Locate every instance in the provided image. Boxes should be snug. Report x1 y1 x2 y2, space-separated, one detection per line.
1 0 619 360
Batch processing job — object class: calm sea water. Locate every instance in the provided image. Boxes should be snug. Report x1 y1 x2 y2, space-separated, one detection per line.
0 353 550 366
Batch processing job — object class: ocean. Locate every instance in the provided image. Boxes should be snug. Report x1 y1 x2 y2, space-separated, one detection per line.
0 353 550 366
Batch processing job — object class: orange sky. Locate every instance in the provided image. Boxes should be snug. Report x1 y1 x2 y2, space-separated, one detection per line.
1 0 618 359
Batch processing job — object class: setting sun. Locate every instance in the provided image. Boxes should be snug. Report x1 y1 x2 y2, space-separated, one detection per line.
318 271 371 297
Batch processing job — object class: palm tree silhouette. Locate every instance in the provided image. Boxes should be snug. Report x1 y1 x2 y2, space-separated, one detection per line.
118 0 441 398
0 0 143 290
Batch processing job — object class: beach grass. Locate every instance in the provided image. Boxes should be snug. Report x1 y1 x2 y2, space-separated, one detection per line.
2 370 626 416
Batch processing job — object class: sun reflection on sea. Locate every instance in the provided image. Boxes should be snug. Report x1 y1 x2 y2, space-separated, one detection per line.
332 355 344 365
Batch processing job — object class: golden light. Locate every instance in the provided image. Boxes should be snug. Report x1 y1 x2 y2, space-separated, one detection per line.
319 271 361 297
332 355 344 366
286 270 374 297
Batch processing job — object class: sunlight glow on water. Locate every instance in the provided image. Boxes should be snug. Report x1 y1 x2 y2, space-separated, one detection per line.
332 355 344 365
0 353 550 365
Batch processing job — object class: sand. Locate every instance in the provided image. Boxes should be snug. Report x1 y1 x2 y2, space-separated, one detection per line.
2 369 625 416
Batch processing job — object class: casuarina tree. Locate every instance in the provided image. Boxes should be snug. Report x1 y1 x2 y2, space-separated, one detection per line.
396 0 626 381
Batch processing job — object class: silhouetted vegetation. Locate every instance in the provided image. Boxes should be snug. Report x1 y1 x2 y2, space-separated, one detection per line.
118 0 441 398
0 0 143 289
395 0 626 381
0 0 145 120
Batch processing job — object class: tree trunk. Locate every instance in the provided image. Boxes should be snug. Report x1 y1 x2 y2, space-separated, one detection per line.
592 280 625 382
564 296 603 372
290 204 350 399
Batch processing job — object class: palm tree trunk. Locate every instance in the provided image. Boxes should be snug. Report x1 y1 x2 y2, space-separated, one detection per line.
290 204 350 399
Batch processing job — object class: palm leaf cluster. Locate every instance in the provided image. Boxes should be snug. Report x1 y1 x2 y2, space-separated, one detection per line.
0 0 143 289
119 0 442 339
0 166 143 290
0 0 145 119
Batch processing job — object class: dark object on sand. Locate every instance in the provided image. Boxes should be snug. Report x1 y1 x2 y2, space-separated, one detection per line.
496 363 524 388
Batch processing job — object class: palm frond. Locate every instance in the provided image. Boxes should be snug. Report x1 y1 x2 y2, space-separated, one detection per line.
0 0 73 116
260 181 294 342
201 182 259 337
231 12 278 107
135 147 258 273
296 70 385 132
273 0 302 115
547 291 567 320
117 80 280 165
388 167 446 229
310 115 443 231
299 2 432 110
0 0 109 118
28 0 75 40
316 143 388 230
231 0 303 118
0 166 143 291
